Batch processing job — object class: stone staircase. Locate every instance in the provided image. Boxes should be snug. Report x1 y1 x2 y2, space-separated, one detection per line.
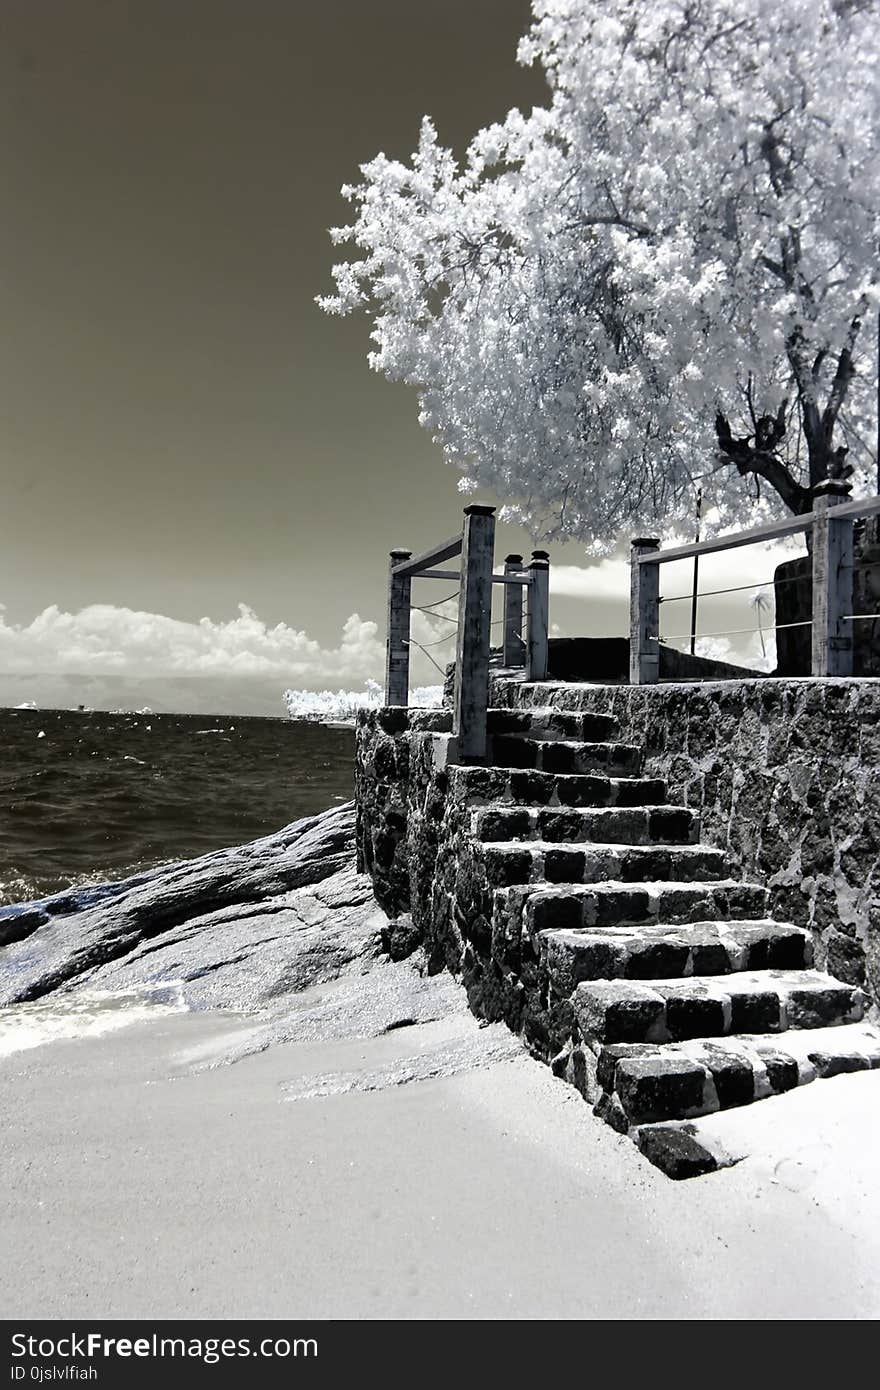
450 705 880 1178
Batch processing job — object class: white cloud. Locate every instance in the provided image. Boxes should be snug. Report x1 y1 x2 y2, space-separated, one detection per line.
551 559 630 601
1 532 802 694
548 538 803 670
549 539 803 603
0 603 386 686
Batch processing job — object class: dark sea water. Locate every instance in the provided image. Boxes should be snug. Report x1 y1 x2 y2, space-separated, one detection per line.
0 708 356 907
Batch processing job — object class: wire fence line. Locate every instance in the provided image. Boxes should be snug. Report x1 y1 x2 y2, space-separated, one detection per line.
410 634 455 649
652 618 812 644
402 637 449 676
659 557 879 645
414 607 458 625
414 589 460 613
408 593 530 674
659 549 880 620
659 570 803 604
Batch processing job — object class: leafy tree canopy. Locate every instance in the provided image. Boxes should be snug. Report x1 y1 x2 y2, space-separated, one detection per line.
321 0 880 547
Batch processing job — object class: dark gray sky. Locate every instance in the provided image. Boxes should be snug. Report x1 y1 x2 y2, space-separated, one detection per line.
1 0 555 636
0 1 784 712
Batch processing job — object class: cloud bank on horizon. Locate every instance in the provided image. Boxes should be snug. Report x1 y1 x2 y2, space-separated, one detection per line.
0 541 792 689
0 602 386 686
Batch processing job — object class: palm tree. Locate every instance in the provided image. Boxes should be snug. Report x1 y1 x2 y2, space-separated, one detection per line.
750 590 773 658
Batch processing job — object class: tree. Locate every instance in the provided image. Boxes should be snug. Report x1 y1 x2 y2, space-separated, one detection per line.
320 0 880 549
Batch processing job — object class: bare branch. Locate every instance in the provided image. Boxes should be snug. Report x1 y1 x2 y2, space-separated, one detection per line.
715 410 810 513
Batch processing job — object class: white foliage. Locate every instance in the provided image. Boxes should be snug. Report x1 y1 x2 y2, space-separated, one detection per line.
283 682 443 722
321 0 880 547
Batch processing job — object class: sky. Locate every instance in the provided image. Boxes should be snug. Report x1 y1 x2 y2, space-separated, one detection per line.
0 1 793 713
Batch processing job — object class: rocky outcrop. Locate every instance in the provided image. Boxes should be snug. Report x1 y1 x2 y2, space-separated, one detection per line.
0 803 374 1007
0 800 522 1081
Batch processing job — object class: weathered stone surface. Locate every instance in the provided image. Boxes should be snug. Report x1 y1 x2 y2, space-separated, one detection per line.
636 1124 719 1180
490 735 643 776
613 1054 708 1124
758 1050 800 1093
574 979 666 1043
700 1043 755 1108
355 682 880 1175
574 969 864 1046
486 677 880 1011
0 798 511 1078
380 915 422 962
595 1022 880 1126
0 803 376 1007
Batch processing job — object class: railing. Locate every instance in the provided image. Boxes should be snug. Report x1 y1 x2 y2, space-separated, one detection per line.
385 505 550 761
630 481 880 684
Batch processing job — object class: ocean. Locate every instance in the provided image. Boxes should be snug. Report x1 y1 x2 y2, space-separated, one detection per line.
0 708 356 907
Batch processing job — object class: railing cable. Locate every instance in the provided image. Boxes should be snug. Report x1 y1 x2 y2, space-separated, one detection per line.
412 606 458 625
651 618 813 642
659 572 804 604
402 638 449 676
405 632 455 650
414 589 460 612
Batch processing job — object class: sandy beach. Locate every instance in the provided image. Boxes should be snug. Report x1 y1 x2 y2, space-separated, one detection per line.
2 802 878 1321
2 999 878 1321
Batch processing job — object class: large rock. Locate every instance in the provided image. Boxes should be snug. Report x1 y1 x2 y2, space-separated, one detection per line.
0 802 381 1007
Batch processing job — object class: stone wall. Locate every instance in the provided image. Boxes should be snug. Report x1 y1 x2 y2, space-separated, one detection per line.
355 706 451 920
356 704 568 1049
357 679 880 1021
490 676 880 1006
355 675 878 1034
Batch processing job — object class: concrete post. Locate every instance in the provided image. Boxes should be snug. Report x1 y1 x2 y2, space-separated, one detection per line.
526 550 550 682
385 548 412 706
453 506 496 762
630 538 661 685
811 481 854 677
502 554 526 667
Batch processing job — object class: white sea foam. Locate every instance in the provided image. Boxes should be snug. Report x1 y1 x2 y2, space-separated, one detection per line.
0 985 188 1058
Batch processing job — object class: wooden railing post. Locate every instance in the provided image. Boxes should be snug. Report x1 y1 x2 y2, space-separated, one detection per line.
453 505 496 762
811 481 854 677
385 548 412 705
526 550 550 681
630 538 660 685
502 553 526 667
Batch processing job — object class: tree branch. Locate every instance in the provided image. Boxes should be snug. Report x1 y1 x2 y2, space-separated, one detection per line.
562 214 653 239
821 307 864 440
715 410 811 514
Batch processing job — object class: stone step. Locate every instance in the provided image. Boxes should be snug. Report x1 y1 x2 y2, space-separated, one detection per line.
450 765 668 810
490 736 642 777
536 919 812 994
480 842 727 891
590 1021 880 1128
573 969 866 1045
502 879 770 937
472 804 698 846
486 707 619 743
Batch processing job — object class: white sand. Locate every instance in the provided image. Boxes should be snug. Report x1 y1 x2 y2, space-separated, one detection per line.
2 1005 879 1320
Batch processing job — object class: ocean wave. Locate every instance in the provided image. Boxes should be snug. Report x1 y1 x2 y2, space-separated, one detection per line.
0 984 188 1057
0 709 355 908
